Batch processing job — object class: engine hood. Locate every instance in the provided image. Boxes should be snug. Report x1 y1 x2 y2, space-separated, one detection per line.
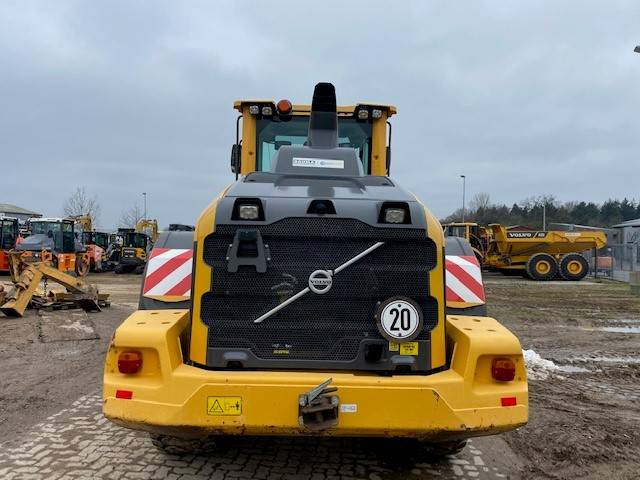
215 173 426 230
16 234 54 251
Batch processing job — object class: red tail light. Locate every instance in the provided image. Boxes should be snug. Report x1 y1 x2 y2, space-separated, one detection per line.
492 358 516 381
501 396 517 407
118 351 142 374
116 389 133 400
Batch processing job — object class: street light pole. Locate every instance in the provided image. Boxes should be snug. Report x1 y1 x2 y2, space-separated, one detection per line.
460 175 466 222
142 192 147 220
542 203 546 231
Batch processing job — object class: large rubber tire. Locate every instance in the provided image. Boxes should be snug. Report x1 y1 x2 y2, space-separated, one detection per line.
75 258 89 277
525 253 558 281
149 434 217 455
559 253 589 281
420 440 468 458
114 264 125 274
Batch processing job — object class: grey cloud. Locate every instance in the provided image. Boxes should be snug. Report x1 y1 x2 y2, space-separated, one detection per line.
1 1 639 229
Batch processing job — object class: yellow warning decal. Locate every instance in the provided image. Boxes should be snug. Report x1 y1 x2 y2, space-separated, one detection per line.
389 342 399 352
207 396 242 416
399 342 419 355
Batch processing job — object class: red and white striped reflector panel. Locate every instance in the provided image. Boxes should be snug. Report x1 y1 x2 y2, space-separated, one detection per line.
445 255 486 305
143 248 484 305
142 248 193 298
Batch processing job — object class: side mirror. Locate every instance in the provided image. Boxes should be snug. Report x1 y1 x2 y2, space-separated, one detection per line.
386 145 392 174
230 144 242 173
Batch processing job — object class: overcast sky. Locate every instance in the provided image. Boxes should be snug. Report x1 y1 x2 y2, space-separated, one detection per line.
1 1 639 229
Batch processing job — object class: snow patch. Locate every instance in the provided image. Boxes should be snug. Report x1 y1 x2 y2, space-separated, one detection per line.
60 320 95 334
524 349 560 380
523 349 589 380
597 326 640 334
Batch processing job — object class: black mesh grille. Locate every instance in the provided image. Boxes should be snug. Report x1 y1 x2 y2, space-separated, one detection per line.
201 218 438 362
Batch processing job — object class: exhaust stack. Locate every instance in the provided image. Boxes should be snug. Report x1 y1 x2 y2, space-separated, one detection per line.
307 82 338 149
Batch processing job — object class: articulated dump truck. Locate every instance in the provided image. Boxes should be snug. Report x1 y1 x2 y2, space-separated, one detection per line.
103 83 528 456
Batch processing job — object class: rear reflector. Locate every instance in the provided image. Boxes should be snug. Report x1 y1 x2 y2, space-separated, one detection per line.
115 390 133 400
501 396 517 407
118 351 143 374
492 358 516 381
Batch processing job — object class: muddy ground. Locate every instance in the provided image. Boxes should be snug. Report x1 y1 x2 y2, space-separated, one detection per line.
0 272 638 479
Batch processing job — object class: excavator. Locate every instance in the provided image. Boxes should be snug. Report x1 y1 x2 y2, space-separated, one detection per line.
14 218 91 277
71 215 109 272
0 216 20 273
114 219 158 274
103 83 527 456
0 251 105 317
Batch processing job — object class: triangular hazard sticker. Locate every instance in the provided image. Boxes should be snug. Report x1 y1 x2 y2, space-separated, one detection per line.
209 399 224 414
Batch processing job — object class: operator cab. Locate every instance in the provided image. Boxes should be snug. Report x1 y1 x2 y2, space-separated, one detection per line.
231 98 395 176
82 231 109 250
18 218 79 254
0 217 19 250
122 231 149 250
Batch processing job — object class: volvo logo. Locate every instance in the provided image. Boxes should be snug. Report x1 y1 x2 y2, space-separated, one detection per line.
308 269 333 294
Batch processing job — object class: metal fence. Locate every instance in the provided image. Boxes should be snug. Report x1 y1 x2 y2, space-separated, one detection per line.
583 243 640 281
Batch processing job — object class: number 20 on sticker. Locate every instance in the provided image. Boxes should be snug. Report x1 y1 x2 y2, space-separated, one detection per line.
376 297 423 342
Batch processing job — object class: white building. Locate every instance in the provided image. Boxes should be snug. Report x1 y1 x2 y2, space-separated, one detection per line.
0 203 42 223
611 218 640 244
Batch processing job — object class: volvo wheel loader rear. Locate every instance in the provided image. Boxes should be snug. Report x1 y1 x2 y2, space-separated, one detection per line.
103 83 527 456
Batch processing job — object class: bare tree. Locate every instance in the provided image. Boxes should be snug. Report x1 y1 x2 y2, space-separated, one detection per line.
63 187 101 223
119 203 144 228
469 192 491 212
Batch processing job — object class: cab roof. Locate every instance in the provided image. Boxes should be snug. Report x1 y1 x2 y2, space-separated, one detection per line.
234 100 396 117
30 217 73 223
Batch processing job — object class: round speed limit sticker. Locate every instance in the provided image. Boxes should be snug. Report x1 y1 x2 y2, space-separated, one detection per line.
375 297 423 342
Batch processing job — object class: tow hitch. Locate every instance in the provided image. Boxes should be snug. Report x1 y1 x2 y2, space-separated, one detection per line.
298 378 339 431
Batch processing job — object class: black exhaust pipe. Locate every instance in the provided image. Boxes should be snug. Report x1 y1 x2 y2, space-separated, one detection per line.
308 82 338 149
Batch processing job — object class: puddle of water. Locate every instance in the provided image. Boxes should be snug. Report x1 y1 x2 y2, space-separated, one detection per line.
570 356 640 364
598 326 640 334
557 365 590 373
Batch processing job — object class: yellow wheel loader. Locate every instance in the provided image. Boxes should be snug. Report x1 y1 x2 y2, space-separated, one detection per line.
103 84 527 456
114 220 157 274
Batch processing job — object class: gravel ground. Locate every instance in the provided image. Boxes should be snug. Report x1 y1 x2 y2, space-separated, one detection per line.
1 271 639 479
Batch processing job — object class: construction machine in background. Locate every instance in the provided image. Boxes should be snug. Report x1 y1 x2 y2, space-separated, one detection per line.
103 83 527 456
443 222 607 281
1 217 21 272
485 224 607 281
71 215 110 272
114 219 158 274
14 218 91 277
442 222 490 261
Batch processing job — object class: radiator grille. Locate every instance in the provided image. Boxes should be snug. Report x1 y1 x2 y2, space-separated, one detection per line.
201 218 438 362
